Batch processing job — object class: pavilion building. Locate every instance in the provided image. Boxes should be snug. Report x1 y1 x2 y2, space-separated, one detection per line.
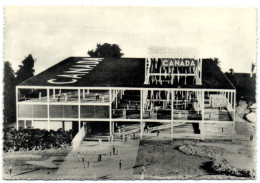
16 47 236 140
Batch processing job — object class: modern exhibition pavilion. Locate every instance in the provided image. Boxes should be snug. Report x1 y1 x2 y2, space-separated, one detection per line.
16 48 236 140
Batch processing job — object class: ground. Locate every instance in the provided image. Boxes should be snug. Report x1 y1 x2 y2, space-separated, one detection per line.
133 139 255 180
3 147 71 180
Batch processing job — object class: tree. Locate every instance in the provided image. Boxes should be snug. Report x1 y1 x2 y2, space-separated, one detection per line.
16 54 36 85
88 43 124 58
3 62 16 124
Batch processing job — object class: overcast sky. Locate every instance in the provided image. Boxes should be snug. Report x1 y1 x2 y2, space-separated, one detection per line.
4 7 256 74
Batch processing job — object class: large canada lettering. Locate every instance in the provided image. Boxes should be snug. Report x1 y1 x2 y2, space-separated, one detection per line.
47 58 103 84
162 59 197 67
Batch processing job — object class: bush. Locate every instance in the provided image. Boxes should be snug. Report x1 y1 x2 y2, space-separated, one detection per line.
3 127 73 152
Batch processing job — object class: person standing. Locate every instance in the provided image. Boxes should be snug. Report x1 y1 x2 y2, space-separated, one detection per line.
113 145 115 155
119 160 122 170
77 152 80 162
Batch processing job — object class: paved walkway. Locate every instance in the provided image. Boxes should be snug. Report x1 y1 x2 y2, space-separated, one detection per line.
53 140 140 180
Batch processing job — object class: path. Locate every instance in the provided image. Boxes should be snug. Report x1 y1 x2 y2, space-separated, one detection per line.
53 140 140 180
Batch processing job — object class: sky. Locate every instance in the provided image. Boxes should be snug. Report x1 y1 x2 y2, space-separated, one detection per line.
4 7 257 74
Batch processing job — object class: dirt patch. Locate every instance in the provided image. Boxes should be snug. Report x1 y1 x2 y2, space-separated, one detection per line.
178 144 255 179
133 140 213 179
3 147 71 180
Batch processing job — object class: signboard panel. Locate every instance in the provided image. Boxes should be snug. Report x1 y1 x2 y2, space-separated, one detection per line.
162 59 197 67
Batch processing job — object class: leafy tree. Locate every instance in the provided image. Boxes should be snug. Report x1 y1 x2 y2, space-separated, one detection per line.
3 62 16 124
88 43 124 58
16 54 36 85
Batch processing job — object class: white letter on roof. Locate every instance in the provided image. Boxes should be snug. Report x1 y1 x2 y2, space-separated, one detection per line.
63 68 91 74
47 79 77 84
73 65 96 69
77 61 100 64
57 74 85 79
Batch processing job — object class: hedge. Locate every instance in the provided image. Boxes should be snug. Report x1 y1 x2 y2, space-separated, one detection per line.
3 127 73 152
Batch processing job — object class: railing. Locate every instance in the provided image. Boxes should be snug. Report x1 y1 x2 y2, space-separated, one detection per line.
72 124 87 150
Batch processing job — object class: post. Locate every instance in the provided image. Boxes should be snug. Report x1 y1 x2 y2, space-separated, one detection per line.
140 121 143 140
109 121 112 136
16 87 19 130
109 89 112 137
201 91 205 140
140 89 143 140
53 88 55 99
171 90 174 139
232 90 236 140
47 88 50 131
83 89 85 99
78 89 81 132
24 120 26 129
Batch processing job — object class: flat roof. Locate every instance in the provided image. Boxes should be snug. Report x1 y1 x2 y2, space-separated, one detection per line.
18 57 235 89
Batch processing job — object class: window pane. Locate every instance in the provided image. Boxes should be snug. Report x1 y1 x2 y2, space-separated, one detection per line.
80 106 94 118
33 105 47 118
18 105 32 118
64 105 78 118
49 105 63 118
94 106 109 118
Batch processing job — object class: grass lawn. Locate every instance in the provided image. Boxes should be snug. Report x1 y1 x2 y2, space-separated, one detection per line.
3 146 71 180
133 140 212 179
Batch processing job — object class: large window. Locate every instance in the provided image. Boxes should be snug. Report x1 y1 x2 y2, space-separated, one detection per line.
33 105 47 118
80 105 109 118
49 105 78 118
18 105 32 118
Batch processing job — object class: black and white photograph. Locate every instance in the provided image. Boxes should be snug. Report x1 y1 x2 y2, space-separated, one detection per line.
1 5 257 180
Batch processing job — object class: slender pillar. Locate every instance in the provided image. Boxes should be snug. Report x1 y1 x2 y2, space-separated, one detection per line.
16 87 19 130
83 89 85 99
62 121 65 130
78 89 81 132
232 91 236 140
109 121 112 136
115 90 118 108
53 88 55 99
24 120 26 129
140 89 143 140
47 88 50 131
140 121 143 140
201 91 205 140
171 90 174 139
109 89 112 137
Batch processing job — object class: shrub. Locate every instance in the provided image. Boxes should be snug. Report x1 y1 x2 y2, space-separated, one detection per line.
3 127 73 152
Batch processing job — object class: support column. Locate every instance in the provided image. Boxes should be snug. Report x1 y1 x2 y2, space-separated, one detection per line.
62 121 65 130
16 87 19 130
109 89 112 137
171 90 174 139
24 120 26 129
83 89 85 99
47 88 50 131
111 121 114 134
115 90 118 108
201 91 205 140
78 89 81 132
232 91 236 140
109 121 112 136
140 89 143 140
140 121 143 140
53 88 55 99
